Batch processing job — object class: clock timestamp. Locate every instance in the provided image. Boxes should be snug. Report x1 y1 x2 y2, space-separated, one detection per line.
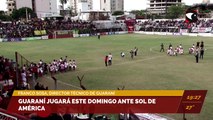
186 95 202 100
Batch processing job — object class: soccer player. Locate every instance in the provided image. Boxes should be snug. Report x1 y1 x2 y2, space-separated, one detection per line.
200 41 204 59
130 50 134 59
196 42 200 48
200 47 204 59
121 52 125 58
59 57 63 63
160 43 164 52
64 56 68 62
68 60 73 70
39 60 43 65
98 33 100 39
179 44 182 49
49 65 55 76
60 63 65 72
105 56 108 66
72 60 77 70
21 70 27 87
108 53 112 66
200 41 204 49
169 43 172 49
192 44 195 48
134 47 138 56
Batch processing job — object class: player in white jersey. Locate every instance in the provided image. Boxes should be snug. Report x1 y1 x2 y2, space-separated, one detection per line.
108 53 112 66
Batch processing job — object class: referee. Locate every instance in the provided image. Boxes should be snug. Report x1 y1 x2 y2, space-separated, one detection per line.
195 47 199 63
160 43 165 52
98 33 100 39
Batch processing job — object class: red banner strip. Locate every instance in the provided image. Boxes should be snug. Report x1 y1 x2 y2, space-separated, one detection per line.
177 90 207 113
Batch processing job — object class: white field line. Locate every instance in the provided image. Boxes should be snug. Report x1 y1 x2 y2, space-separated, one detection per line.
44 76 82 90
41 45 165 90
149 46 165 54
43 46 165 89
57 80 82 90
77 55 164 73
116 55 163 66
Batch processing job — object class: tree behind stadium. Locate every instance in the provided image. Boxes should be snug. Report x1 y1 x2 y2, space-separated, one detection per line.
166 4 185 19
11 7 37 20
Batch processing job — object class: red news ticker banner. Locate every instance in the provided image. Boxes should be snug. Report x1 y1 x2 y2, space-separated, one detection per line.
7 90 207 117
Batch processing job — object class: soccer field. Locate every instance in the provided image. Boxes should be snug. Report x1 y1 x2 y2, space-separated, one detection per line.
0 34 213 120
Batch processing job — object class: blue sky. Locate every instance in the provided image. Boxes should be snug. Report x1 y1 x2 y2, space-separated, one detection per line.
0 0 210 11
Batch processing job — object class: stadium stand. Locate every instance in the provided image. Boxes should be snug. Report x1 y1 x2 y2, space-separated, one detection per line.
0 19 95 38
136 19 213 33
0 18 131 39
1 18 213 39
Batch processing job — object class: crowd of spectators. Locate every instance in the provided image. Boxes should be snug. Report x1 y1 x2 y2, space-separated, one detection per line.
136 19 213 32
1 18 213 39
0 21 35 38
0 55 79 116
0 56 16 109
18 56 77 89
0 18 131 39
0 56 16 86
0 55 51 109
0 18 96 38
192 19 213 27
0 52 79 110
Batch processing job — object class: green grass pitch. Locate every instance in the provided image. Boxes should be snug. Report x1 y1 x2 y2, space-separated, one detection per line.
0 34 213 120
